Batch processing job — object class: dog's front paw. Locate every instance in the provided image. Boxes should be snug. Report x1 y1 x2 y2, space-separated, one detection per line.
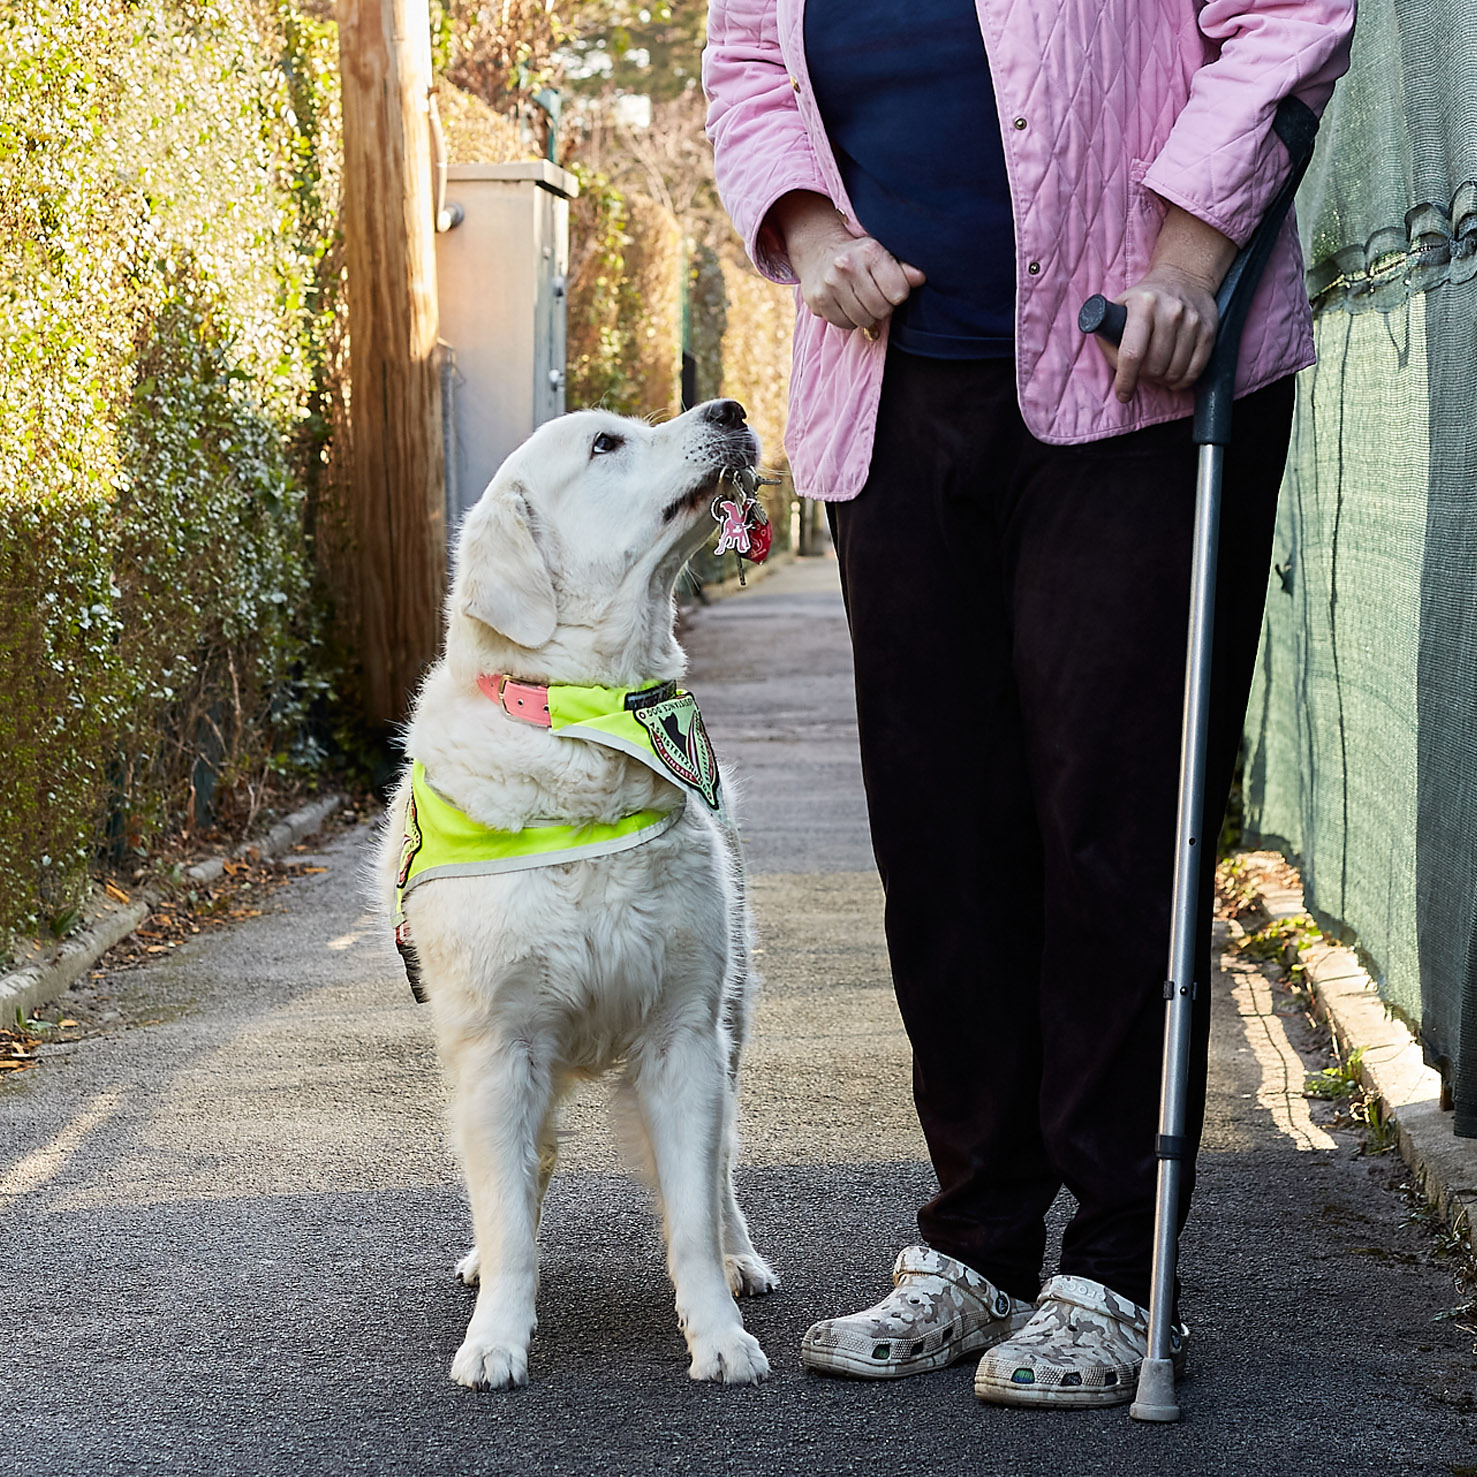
454 1246 480 1286
451 1336 529 1391
688 1326 769 1385
724 1252 780 1298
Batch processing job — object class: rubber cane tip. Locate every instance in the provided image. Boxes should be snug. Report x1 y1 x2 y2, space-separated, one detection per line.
1129 1357 1181 1423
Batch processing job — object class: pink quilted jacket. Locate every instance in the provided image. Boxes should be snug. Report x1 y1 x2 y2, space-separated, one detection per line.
703 0 1356 499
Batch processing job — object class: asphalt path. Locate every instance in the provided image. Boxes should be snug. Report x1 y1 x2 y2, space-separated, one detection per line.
2 557 1474 1476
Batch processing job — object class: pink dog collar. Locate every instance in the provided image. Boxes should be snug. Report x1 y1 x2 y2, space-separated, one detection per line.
477 673 551 727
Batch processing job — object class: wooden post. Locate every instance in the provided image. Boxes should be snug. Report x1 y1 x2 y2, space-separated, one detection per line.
337 0 445 728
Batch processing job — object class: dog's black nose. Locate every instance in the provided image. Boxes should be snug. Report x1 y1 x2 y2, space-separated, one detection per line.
702 399 747 429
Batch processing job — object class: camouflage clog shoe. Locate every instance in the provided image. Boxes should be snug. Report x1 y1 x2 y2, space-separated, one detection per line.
801 1246 1034 1379
973 1274 1188 1408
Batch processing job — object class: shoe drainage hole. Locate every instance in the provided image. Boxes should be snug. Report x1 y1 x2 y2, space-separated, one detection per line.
1012 1368 1035 1384
872 1344 891 1361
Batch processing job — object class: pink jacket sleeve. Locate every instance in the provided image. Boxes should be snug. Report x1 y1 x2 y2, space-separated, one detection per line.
1142 0 1357 245
703 0 828 283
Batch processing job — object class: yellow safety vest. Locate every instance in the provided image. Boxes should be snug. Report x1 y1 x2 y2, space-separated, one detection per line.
393 679 722 1001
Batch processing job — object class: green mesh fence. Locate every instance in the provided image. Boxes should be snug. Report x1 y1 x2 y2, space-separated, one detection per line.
1242 0 1477 1135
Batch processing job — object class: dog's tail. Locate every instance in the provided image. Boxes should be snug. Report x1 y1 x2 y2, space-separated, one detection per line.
363 774 412 915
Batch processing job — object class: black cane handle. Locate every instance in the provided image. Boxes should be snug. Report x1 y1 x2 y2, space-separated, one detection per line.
1078 294 1127 344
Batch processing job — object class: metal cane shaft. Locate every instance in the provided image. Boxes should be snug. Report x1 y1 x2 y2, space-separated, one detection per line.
1078 99 1321 1425
1136 444 1225 1416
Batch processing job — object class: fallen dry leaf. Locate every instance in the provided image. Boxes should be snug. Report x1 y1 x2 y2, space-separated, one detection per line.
0 1026 39 1072
104 880 131 904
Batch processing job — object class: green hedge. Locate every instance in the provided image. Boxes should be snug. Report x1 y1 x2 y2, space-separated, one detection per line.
0 0 341 952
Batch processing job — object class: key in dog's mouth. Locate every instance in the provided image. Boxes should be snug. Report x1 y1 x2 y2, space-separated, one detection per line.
661 461 759 524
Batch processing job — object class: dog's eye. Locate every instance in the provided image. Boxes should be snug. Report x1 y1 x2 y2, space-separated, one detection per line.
591 431 624 456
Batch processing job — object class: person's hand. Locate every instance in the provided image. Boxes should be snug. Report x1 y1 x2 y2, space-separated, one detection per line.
1097 202 1238 403
767 190 925 336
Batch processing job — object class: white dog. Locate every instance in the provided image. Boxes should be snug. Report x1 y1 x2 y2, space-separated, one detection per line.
376 399 778 1390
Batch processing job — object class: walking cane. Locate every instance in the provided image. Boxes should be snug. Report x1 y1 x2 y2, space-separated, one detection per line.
1079 93 1320 1424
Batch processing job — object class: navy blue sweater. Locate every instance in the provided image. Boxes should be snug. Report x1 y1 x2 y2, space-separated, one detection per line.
804 0 1014 358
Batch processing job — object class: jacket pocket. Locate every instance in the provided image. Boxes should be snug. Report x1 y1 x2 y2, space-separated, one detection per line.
1123 158 1169 287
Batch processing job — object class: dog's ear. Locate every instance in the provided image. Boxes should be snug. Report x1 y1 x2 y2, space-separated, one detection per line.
456 483 558 650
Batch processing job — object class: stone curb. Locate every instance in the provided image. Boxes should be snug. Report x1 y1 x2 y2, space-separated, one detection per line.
1257 878 1475 1247
0 792 345 1027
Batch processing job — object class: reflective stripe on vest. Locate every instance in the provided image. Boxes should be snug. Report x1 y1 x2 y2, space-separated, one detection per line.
396 760 680 908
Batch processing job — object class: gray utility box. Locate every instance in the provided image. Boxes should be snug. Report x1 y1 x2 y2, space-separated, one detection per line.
435 160 580 527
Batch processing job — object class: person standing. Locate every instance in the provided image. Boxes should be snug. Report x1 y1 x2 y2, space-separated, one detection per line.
703 0 1355 1406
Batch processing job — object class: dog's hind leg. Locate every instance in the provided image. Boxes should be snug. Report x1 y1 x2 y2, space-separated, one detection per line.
631 1025 770 1385
443 1026 555 1391
715 874 778 1298
714 977 778 1296
718 1091 779 1298
534 1094 561 1231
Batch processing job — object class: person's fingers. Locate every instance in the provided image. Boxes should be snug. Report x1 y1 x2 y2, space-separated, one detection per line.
1176 318 1217 389
829 243 902 328
866 251 916 310
1107 285 1220 399
1160 321 1199 390
800 277 851 329
801 235 925 335
837 271 887 330
842 240 909 323
833 274 874 329
804 276 860 330
1162 292 1219 389
852 273 897 324
1147 295 1197 385
807 243 870 328
1112 292 1154 403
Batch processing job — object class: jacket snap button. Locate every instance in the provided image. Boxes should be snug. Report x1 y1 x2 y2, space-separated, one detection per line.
1027 261 1041 275
1013 116 1027 130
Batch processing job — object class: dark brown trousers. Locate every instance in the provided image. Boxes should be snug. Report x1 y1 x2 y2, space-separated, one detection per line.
826 350 1295 1308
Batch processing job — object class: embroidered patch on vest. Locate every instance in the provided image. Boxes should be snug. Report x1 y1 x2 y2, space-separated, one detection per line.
631 693 721 811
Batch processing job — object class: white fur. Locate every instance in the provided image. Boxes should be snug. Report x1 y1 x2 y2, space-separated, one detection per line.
375 404 777 1390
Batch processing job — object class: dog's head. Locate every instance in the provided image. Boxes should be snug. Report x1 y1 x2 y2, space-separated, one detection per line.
447 400 760 685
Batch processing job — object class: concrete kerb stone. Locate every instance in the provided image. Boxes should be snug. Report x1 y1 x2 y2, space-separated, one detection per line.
0 791 345 1027
1257 875 1476 1248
